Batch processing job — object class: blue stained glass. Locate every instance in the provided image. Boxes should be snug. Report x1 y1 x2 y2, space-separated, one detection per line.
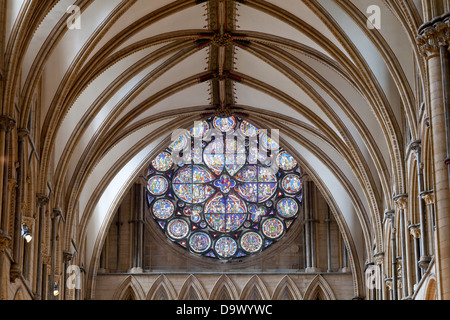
213 117 237 132
277 198 298 219
215 237 238 258
281 174 303 194
277 151 297 171
146 117 303 260
240 121 260 137
147 176 169 195
189 232 212 253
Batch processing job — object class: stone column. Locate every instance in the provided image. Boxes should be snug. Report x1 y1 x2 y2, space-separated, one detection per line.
374 252 385 300
341 237 350 273
62 251 73 301
417 15 450 300
394 195 409 298
410 141 432 270
409 224 422 288
0 117 12 299
50 209 61 300
0 229 11 300
303 179 312 271
0 115 15 234
0 117 15 238
422 190 437 240
10 128 29 282
385 210 398 300
326 205 332 273
35 194 48 299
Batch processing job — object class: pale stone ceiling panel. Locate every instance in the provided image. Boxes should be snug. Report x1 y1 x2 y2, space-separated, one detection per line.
55 44 169 166
234 47 341 137
267 0 351 59
287 123 374 220
78 118 173 225
4 0 25 44
41 0 122 120
21 0 74 88
349 0 416 88
110 47 211 126
233 82 316 128
235 3 332 59
291 50 393 171
115 4 208 53
317 0 403 126
85 0 177 61
123 82 212 128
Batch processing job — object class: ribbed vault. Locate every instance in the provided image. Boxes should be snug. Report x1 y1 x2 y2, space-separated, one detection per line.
2 0 425 299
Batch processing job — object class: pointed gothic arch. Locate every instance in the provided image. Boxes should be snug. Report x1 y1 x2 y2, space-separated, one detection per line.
304 275 337 301
240 275 271 300
210 275 239 300
178 275 208 300
147 275 178 300
272 275 304 300
112 275 146 301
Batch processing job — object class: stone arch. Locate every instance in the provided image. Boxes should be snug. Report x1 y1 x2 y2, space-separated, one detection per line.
240 275 271 300
304 275 336 300
112 275 146 301
147 275 177 300
178 275 208 300
272 275 303 300
210 275 239 300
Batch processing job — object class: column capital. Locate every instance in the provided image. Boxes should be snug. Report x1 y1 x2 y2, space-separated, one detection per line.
63 251 73 263
0 115 16 131
17 128 29 138
420 190 435 205
0 233 11 252
36 193 49 207
374 252 385 265
417 15 450 57
384 277 393 289
384 209 395 221
409 140 422 153
52 208 62 219
409 224 421 239
393 194 408 210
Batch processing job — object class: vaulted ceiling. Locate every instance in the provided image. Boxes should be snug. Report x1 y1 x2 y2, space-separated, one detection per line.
3 0 425 298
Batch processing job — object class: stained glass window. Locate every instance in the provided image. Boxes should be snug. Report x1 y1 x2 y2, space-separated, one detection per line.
146 117 303 260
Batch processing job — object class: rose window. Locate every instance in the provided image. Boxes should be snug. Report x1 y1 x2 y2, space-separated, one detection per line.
146 117 303 260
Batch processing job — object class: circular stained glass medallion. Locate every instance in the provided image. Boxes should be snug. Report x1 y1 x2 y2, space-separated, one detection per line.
240 232 263 253
190 121 210 138
215 237 238 258
277 198 298 219
281 174 303 194
167 219 189 240
277 151 297 171
260 133 279 151
213 117 237 132
152 152 174 172
147 176 169 196
189 232 212 254
240 121 260 137
170 134 188 151
262 218 284 239
153 199 175 220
